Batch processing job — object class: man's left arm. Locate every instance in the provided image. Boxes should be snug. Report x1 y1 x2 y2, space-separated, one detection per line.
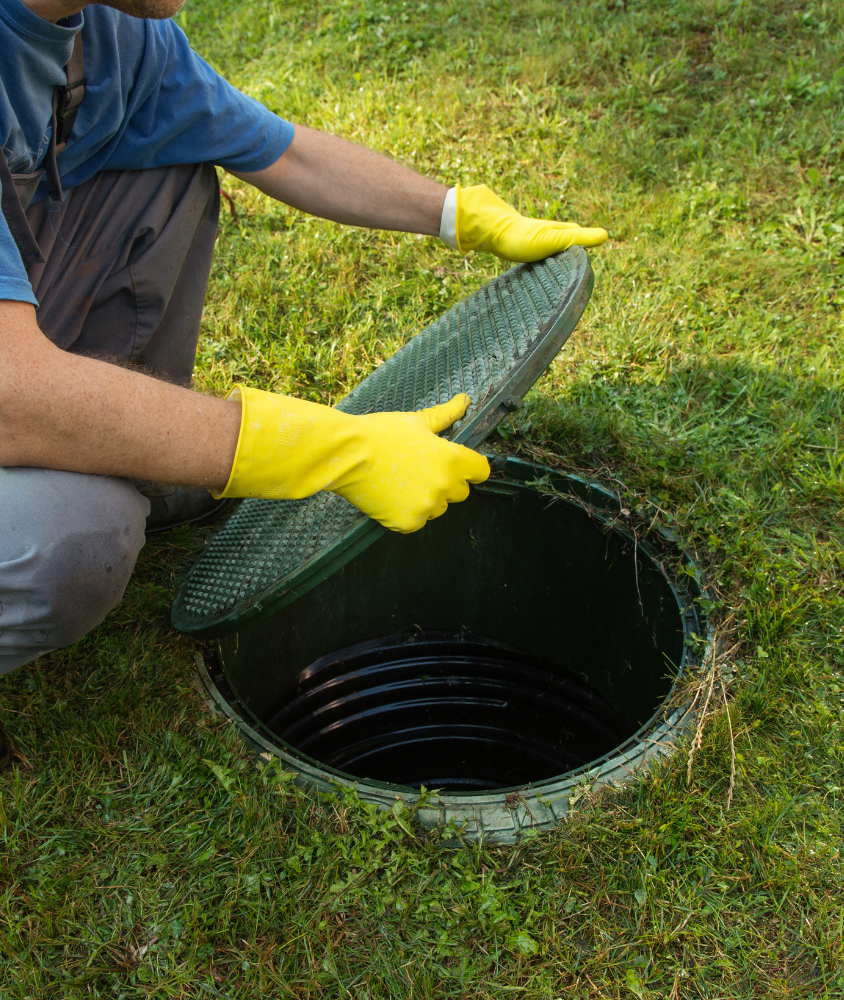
229 123 608 263
229 123 446 235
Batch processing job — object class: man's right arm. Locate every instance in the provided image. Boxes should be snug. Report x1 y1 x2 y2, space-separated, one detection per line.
0 301 490 533
0 300 241 489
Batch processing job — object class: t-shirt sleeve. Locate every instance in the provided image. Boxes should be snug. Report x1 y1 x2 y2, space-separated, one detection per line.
96 19 294 175
0 208 38 306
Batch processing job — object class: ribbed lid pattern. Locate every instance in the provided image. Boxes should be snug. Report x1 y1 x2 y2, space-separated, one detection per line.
172 249 592 637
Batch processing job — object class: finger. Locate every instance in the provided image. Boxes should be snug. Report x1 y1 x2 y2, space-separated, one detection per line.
453 444 490 484
385 512 428 533
419 393 471 433
443 480 471 506
541 220 583 232
426 497 450 522
567 226 609 248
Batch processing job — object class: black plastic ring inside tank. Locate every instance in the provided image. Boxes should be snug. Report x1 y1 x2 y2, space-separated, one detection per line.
266 632 633 791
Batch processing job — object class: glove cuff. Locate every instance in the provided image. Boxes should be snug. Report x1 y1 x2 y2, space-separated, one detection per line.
213 386 360 500
439 186 459 249
212 385 248 499
455 183 517 255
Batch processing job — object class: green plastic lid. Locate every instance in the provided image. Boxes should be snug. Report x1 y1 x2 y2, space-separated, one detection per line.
172 247 594 638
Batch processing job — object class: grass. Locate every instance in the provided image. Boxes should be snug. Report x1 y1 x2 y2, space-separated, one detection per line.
2 0 844 995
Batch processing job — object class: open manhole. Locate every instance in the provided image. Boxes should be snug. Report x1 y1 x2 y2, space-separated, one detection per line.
195 458 709 842
179 249 710 841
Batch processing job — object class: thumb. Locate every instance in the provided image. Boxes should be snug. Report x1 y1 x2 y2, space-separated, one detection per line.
418 393 471 434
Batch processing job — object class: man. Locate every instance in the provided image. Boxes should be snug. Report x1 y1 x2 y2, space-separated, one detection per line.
0 0 607 764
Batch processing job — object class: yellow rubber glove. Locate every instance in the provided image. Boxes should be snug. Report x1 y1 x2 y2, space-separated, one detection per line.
455 184 608 262
214 387 490 533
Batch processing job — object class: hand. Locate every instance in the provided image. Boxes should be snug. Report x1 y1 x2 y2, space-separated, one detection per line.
455 184 608 262
215 388 490 533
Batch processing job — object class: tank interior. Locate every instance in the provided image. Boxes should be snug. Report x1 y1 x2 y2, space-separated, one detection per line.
216 477 686 791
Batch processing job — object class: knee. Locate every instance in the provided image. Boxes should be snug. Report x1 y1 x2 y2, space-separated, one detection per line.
0 469 149 665
34 516 144 646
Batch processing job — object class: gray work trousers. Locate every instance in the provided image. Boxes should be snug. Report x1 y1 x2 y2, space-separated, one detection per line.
1 163 220 675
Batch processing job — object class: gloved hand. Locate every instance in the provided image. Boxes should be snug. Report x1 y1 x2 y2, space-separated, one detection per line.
214 387 490 533
443 183 608 263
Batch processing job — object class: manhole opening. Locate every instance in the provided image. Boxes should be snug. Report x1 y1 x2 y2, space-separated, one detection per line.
213 460 701 801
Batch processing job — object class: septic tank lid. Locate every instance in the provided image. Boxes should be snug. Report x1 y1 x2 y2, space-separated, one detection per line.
172 247 594 638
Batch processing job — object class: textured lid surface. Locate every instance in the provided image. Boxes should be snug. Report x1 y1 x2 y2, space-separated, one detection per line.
172 247 593 637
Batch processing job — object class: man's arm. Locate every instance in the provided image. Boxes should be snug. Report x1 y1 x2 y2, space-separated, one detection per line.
228 124 447 235
0 300 240 488
0 301 485 531
230 123 608 262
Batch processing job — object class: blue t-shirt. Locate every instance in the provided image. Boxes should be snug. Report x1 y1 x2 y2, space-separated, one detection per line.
0 0 294 305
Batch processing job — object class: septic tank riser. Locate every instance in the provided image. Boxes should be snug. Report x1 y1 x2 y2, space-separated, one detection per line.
193 462 711 845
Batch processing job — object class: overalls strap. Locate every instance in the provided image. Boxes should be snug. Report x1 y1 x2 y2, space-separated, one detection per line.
0 33 85 269
45 33 86 202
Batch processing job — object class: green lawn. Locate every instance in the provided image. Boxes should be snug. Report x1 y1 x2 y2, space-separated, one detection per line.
3 0 844 995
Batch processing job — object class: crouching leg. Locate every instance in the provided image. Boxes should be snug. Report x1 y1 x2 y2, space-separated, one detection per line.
0 467 149 675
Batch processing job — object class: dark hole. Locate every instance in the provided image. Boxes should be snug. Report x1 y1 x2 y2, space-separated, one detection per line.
218 466 686 794
266 632 632 792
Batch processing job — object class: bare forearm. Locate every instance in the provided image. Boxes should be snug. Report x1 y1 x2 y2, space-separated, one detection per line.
230 123 447 235
0 302 240 489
